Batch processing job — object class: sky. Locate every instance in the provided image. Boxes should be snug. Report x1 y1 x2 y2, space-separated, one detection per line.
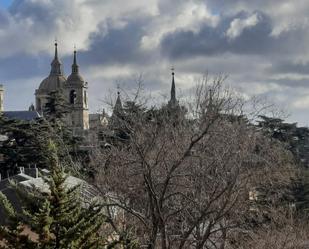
1 0 309 125
0 0 12 8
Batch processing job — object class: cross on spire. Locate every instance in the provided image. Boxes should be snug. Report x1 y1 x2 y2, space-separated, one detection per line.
55 42 58 59
54 38 58 59
72 45 79 74
50 40 63 76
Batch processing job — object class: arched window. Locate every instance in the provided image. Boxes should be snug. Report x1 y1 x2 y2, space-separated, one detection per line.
70 90 77 104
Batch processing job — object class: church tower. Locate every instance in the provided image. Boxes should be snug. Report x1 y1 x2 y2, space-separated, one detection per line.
113 90 123 116
109 89 124 130
66 49 89 131
168 68 179 108
35 42 66 114
0 85 4 112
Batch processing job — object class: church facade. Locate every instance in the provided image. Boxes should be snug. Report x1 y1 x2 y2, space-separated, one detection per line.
0 43 179 133
35 43 89 131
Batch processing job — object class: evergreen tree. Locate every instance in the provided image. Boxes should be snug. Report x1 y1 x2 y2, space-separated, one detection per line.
44 90 70 125
0 115 50 176
256 115 309 212
0 190 37 249
43 90 83 168
257 115 298 152
107 100 148 144
0 141 106 249
0 108 76 176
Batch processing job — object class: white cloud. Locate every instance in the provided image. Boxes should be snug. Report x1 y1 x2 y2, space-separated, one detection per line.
226 13 260 40
0 0 160 57
141 1 219 50
2 0 309 126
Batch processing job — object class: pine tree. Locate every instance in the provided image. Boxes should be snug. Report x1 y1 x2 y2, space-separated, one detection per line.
0 90 83 174
0 114 50 176
44 90 70 125
43 89 84 168
0 141 107 249
256 115 309 212
0 191 37 249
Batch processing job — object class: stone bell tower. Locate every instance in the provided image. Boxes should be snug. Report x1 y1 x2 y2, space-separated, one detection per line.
65 49 89 131
35 42 67 115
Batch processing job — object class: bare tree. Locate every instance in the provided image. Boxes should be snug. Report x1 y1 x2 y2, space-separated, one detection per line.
233 209 309 249
91 75 296 249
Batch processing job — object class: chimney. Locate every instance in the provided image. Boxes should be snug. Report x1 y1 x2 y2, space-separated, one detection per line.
0 85 3 112
19 167 25 174
34 164 39 178
35 167 39 178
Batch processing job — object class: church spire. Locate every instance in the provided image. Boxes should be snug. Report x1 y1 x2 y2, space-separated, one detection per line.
50 41 63 76
54 41 58 59
171 67 176 104
67 45 85 84
114 88 123 113
110 88 123 127
168 67 177 107
72 47 79 74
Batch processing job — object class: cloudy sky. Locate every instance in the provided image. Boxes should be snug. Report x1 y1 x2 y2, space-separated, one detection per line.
1 0 309 125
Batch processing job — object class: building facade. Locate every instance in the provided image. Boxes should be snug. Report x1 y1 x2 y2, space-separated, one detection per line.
1 43 179 134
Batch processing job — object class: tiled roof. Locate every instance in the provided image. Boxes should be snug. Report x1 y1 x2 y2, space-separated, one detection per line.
3 111 41 121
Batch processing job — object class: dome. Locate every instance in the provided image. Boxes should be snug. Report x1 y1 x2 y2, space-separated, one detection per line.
37 42 67 94
67 73 84 84
38 75 67 93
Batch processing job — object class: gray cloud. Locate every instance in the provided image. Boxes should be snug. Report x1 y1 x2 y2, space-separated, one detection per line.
271 78 309 88
269 61 309 75
0 54 43 80
160 11 305 59
80 17 153 66
0 9 9 27
2 0 309 126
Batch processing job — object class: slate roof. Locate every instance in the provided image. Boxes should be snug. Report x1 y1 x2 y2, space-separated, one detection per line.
0 171 37 224
37 75 66 93
0 168 99 224
3 111 41 121
0 135 8 142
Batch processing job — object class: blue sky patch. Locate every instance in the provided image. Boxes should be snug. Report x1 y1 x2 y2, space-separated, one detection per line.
0 0 12 9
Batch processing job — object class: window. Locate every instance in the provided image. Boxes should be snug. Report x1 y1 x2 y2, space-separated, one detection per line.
70 90 77 104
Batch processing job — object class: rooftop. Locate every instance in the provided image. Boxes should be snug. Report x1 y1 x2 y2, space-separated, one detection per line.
3 111 41 121
0 167 99 224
